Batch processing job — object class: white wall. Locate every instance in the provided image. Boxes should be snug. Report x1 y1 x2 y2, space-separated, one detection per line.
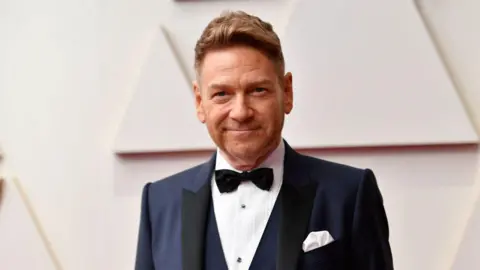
0 0 479 270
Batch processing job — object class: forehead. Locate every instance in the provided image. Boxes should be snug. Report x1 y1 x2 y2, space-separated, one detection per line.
199 46 278 86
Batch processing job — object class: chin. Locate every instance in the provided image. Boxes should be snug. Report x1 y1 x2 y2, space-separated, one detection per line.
226 141 267 159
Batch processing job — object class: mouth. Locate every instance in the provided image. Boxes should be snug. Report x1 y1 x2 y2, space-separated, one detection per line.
227 129 259 135
227 127 259 131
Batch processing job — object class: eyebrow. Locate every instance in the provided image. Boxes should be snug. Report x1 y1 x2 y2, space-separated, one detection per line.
208 79 275 90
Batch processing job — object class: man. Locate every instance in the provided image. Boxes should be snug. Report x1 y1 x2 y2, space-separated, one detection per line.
135 11 393 270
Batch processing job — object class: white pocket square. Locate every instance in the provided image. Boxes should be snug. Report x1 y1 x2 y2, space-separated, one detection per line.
302 230 335 253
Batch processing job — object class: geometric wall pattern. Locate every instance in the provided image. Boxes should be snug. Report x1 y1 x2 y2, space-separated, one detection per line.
115 0 478 153
0 178 57 270
114 26 214 153
281 0 478 148
0 1 478 270
114 0 478 154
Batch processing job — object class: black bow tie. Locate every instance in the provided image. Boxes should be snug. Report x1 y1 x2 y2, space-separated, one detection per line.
214 168 274 193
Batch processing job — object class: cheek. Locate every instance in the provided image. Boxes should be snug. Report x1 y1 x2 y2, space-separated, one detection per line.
262 100 283 122
257 112 281 140
206 107 228 130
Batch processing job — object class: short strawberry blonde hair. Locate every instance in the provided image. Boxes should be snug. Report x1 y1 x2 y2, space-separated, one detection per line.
194 10 285 77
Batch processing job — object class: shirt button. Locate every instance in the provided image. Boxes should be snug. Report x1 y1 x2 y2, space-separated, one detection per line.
237 257 242 263
241 204 246 209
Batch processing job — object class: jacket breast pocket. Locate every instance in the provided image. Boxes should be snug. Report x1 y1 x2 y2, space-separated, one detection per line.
300 239 346 269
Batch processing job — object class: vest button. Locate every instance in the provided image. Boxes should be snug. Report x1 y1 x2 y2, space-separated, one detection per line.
237 257 242 263
241 204 246 209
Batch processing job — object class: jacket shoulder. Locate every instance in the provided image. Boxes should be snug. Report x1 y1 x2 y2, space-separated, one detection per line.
301 153 365 174
141 164 202 208
147 162 206 196
298 153 370 190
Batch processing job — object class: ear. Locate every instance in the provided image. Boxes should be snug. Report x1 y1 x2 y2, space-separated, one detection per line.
283 72 293 114
193 81 206 123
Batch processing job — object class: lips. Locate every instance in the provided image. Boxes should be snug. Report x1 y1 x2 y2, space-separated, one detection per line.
226 129 259 136
226 127 260 133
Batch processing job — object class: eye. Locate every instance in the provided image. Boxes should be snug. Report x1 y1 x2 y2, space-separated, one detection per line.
213 91 227 97
253 87 267 93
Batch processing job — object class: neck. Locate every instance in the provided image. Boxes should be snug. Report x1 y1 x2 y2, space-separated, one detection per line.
221 137 282 171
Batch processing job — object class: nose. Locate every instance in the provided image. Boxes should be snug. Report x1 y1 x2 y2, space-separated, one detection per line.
229 95 253 122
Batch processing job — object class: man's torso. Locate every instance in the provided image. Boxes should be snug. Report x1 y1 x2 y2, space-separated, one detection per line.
143 146 365 269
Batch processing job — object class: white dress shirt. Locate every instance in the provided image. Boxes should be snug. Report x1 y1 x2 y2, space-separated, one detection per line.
211 140 285 270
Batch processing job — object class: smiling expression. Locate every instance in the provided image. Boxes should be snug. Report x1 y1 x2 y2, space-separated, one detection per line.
193 45 293 169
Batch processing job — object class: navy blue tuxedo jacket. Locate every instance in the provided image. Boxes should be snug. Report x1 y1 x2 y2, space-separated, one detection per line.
134 141 394 270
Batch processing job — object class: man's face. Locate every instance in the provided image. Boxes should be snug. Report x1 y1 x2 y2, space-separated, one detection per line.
193 46 293 166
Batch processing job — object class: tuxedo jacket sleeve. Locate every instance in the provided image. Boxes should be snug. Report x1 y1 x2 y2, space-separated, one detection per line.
135 182 155 270
350 169 393 270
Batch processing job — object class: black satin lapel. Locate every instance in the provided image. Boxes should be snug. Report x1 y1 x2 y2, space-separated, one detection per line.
277 183 317 270
182 183 211 270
